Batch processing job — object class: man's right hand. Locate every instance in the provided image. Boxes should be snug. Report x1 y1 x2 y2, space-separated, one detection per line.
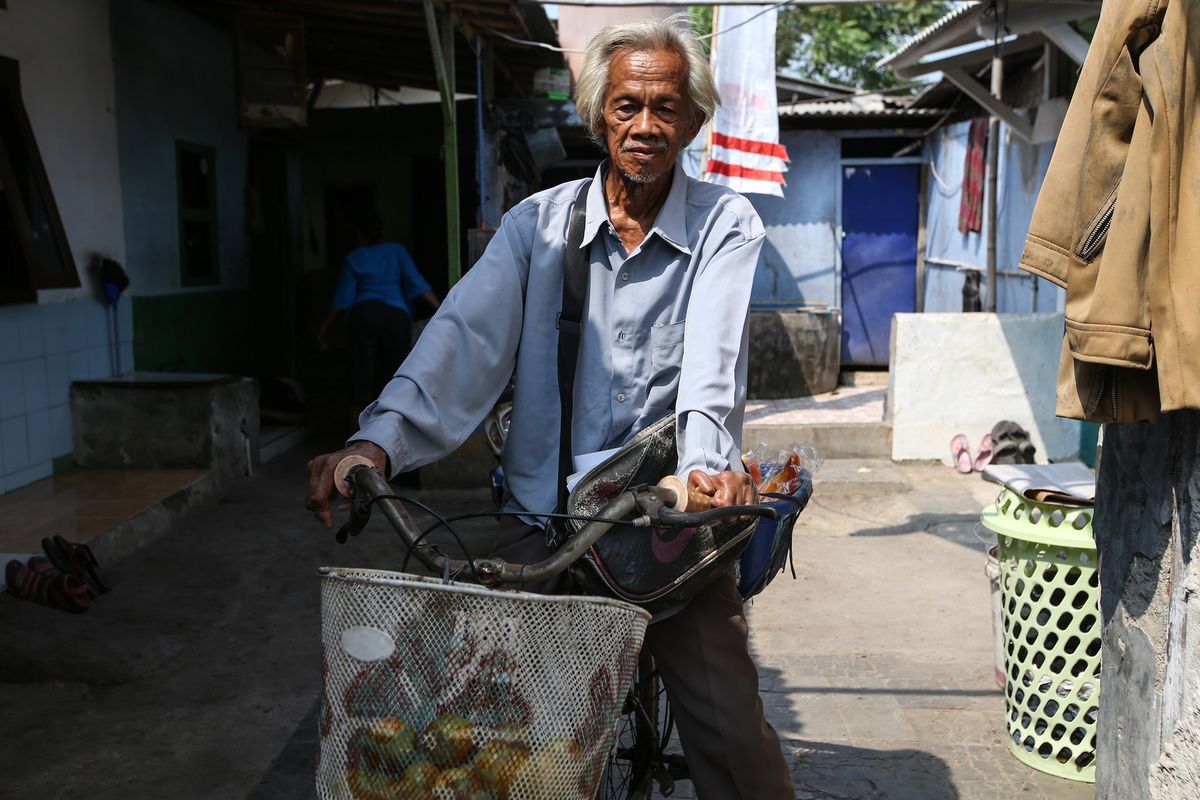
305 441 389 529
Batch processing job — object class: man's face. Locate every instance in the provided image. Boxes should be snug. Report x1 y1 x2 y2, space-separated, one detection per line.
599 46 701 185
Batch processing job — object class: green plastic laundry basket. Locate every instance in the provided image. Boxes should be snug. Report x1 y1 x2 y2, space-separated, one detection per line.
980 487 1099 783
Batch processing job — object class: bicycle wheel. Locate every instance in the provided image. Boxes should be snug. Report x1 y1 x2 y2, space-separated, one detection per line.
600 650 660 799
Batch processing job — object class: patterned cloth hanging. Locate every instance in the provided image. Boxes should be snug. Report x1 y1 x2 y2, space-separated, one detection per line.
959 118 989 233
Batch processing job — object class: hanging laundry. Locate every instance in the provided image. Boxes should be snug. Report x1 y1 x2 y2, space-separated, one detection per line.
958 118 988 234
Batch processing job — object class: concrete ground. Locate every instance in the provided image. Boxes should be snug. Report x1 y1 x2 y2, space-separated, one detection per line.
0 439 1096 799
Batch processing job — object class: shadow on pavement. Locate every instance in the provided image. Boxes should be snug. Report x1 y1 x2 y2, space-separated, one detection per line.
754 659 962 800
250 698 320 800
847 512 992 554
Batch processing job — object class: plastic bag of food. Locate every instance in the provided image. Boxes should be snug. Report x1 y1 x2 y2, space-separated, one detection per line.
744 441 822 495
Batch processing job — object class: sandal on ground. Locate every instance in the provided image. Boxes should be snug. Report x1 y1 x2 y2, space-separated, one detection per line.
950 434 972 474
5 559 93 614
42 535 109 595
26 556 96 598
973 434 994 472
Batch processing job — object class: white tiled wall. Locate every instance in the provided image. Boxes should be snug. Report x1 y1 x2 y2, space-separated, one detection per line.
0 299 133 495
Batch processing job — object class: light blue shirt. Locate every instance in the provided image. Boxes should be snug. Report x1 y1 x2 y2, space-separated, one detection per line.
331 243 432 316
353 161 764 518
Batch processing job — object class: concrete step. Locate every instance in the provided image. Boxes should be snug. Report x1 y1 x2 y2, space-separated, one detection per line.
743 420 892 460
838 369 890 387
809 458 911 494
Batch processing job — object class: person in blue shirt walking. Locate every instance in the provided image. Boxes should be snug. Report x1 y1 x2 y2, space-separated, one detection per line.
318 212 441 426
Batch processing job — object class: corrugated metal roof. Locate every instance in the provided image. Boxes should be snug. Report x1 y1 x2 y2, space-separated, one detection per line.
779 92 944 119
879 1 1102 73
877 2 983 69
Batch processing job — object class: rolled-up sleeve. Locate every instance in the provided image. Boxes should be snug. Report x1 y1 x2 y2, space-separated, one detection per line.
675 205 763 478
351 205 535 475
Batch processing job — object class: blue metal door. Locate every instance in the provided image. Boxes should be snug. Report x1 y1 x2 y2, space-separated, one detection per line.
840 163 919 366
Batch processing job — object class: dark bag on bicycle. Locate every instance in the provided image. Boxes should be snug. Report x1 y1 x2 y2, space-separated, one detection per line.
736 475 812 600
563 414 759 615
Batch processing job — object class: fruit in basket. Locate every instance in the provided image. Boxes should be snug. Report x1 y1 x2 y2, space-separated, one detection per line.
420 713 478 768
345 767 395 800
509 738 583 799
433 766 495 799
471 740 531 798
486 724 532 751
394 761 441 798
363 718 418 773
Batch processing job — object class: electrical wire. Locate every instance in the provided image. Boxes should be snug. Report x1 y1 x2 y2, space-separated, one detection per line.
698 0 800 42
475 23 584 54
360 493 480 582
475 2 801 54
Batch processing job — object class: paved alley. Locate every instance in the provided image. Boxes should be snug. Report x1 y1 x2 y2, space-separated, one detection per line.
0 442 1094 800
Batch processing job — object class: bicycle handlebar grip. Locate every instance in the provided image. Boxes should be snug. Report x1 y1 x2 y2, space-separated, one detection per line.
334 455 376 497
656 475 715 513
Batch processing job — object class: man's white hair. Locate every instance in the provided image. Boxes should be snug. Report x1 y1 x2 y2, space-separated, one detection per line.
574 14 719 147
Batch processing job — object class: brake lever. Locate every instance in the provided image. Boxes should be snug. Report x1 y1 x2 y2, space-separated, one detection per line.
335 489 374 544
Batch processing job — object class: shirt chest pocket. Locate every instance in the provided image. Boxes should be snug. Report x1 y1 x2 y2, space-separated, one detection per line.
649 319 686 377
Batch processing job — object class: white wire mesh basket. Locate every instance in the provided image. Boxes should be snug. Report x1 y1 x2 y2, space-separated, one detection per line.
317 567 651 800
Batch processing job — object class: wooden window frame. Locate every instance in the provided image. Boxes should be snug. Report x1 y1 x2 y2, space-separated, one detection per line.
176 140 220 287
0 55 79 305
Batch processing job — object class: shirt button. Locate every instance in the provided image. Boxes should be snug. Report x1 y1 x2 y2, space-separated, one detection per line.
620 272 630 281
616 393 626 403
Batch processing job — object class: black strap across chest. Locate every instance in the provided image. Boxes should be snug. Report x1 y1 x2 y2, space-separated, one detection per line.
555 178 592 515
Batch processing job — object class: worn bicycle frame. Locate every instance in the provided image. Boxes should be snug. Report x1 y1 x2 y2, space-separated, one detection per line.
337 462 777 591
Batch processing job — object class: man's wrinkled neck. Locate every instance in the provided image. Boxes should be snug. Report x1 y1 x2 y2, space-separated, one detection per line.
604 159 674 223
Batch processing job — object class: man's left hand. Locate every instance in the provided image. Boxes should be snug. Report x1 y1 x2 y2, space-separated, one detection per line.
687 469 757 508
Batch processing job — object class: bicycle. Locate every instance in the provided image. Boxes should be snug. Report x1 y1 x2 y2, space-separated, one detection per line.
322 458 808 800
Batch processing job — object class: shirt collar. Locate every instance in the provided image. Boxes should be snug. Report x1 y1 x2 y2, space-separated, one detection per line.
577 160 691 255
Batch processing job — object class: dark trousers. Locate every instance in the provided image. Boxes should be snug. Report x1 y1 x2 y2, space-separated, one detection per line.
416 519 793 798
349 300 412 410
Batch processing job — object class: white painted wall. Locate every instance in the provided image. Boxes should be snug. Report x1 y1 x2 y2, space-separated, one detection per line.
0 0 131 493
888 313 1080 463
0 0 127 300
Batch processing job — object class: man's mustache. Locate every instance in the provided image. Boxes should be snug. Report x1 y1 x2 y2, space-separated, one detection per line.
622 138 668 152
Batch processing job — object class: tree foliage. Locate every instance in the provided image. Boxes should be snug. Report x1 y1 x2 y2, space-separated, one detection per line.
692 2 954 91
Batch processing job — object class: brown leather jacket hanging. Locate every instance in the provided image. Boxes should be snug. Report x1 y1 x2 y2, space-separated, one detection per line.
1019 0 1175 423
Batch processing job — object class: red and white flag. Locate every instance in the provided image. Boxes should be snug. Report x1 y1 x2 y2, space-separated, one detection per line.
703 5 789 197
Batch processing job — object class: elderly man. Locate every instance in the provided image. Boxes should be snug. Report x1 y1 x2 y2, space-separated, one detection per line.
306 17 793 797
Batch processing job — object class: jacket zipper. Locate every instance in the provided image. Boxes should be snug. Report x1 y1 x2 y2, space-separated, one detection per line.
1083 365 1119 423
1078 201 1116 262
1110 367 1118 422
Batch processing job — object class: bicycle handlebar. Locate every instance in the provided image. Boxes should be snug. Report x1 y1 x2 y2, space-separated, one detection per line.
335 461 777 590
